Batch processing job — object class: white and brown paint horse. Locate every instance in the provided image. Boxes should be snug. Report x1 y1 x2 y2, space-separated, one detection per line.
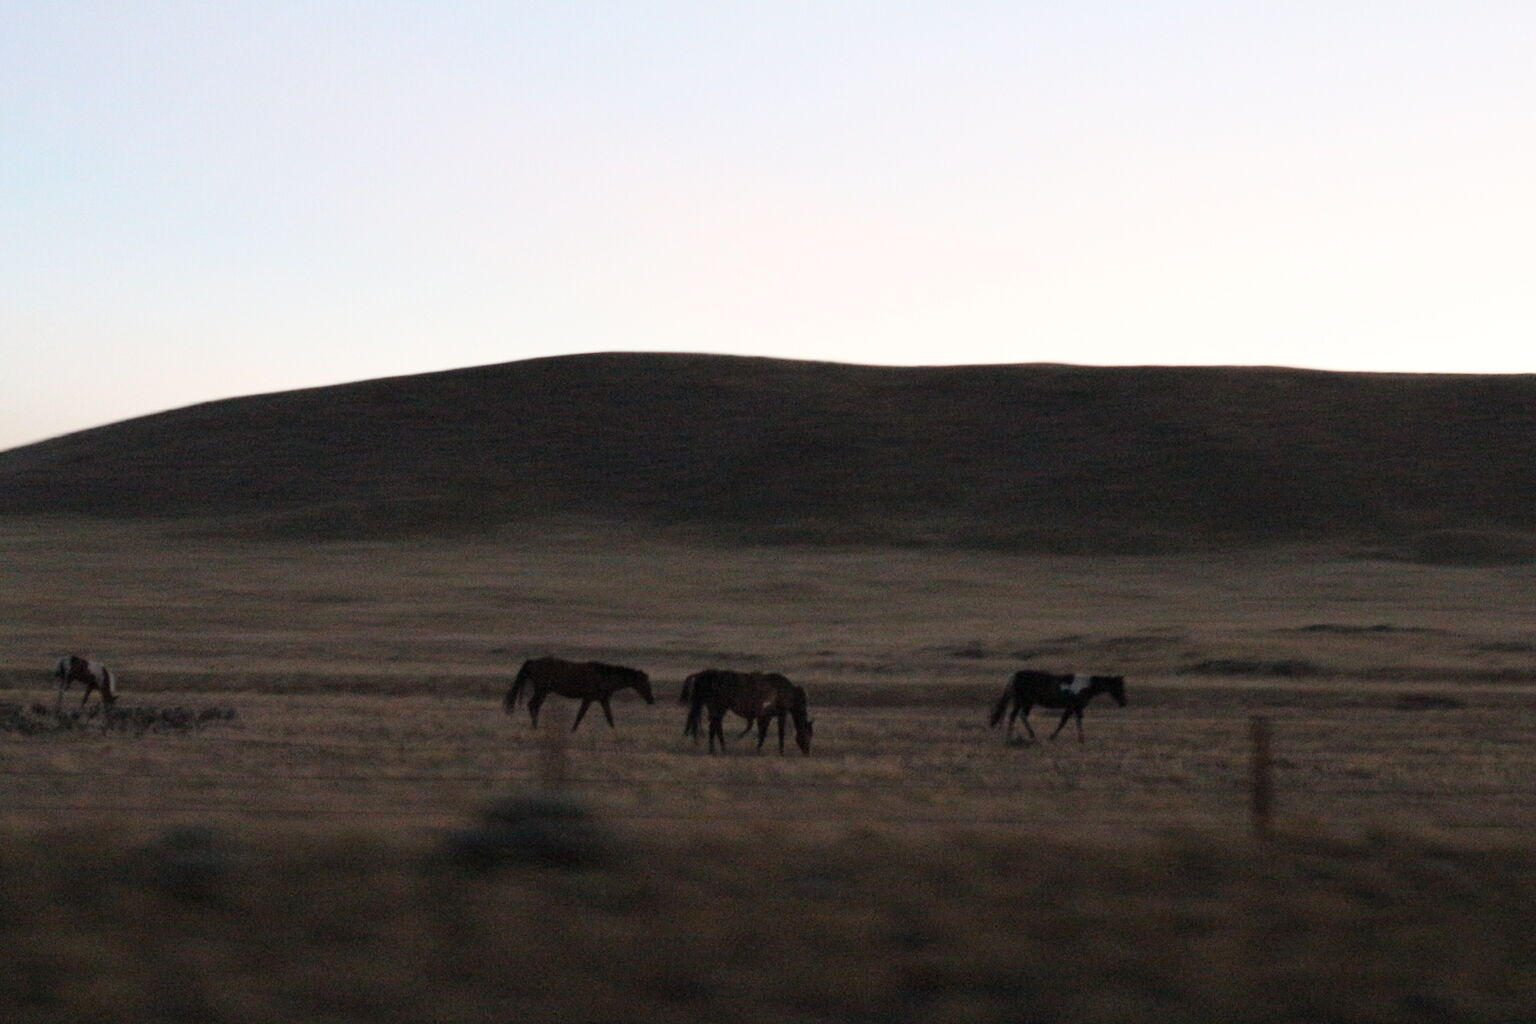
53 655 119 713
989 670 1126 742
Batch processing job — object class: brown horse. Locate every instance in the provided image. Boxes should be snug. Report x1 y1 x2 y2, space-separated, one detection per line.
989 670 1126 742
504 657 654 730
683 669 813 754
680 669 776 747
53 655 118 713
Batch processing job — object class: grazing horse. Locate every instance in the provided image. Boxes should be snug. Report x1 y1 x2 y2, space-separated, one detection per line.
503 657 654 730
683 669 814 755
680 669 766 744
989 670 1126 743
53 655 118 713
681 669 778 748
679 671 780 745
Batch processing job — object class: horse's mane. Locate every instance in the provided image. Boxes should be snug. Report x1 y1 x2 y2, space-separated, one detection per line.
788 683 809 714
592 661 647 682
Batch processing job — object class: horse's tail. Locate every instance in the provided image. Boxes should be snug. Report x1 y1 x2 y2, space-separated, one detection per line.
678 674 694 705
683 673 710 738
504 661 533 713
988 683 1014 728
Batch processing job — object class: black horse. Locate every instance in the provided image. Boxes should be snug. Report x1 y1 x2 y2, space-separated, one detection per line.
503 657 654 730
682 669 813 754
989 670 1126 742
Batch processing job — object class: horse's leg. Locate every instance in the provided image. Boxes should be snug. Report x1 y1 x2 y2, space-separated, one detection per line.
1075 709 1086 743
1049 708 1072 740
1020 704 1037 740
599 697 616 728
737 718 756 738
527 689 545 728
708 711 725 753
572 699 593 731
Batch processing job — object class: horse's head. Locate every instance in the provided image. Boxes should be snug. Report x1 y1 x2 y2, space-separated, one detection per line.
790 686 813 754
631 670 656 705
1103 676 1128 706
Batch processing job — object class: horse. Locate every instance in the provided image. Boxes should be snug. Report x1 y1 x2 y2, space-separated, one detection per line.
679 669 765 744
53 655 119 713
989 670 1126 743
681 669 779 747
683 669 813 754
683 670 813 755
503 657 654 730
679 671 772 744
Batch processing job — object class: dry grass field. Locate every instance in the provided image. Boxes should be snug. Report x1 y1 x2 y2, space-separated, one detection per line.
3 517 1536 1021
3 516 1535 834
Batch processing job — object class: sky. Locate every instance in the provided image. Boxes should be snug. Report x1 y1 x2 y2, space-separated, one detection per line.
4 2 1534 451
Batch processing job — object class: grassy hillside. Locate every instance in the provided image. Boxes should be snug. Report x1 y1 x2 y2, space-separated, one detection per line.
2 354 1533 555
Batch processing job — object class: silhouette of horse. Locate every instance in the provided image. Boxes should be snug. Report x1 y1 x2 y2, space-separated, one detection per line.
53 655 118 713
683 669 813 754
503 657 654 730
679 671 788 744
989 670 1126 742
681 669 778 747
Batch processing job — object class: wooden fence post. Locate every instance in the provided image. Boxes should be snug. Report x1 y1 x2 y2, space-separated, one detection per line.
539 716 570 792
1250 715 1274 838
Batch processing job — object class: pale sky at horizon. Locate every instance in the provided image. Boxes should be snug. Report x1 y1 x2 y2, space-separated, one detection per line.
5 2 1534 452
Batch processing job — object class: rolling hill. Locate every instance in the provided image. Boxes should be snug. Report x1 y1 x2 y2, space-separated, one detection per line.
2 353 1533 557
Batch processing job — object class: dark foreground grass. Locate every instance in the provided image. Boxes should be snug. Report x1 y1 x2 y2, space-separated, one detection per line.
2 814 1534 1024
